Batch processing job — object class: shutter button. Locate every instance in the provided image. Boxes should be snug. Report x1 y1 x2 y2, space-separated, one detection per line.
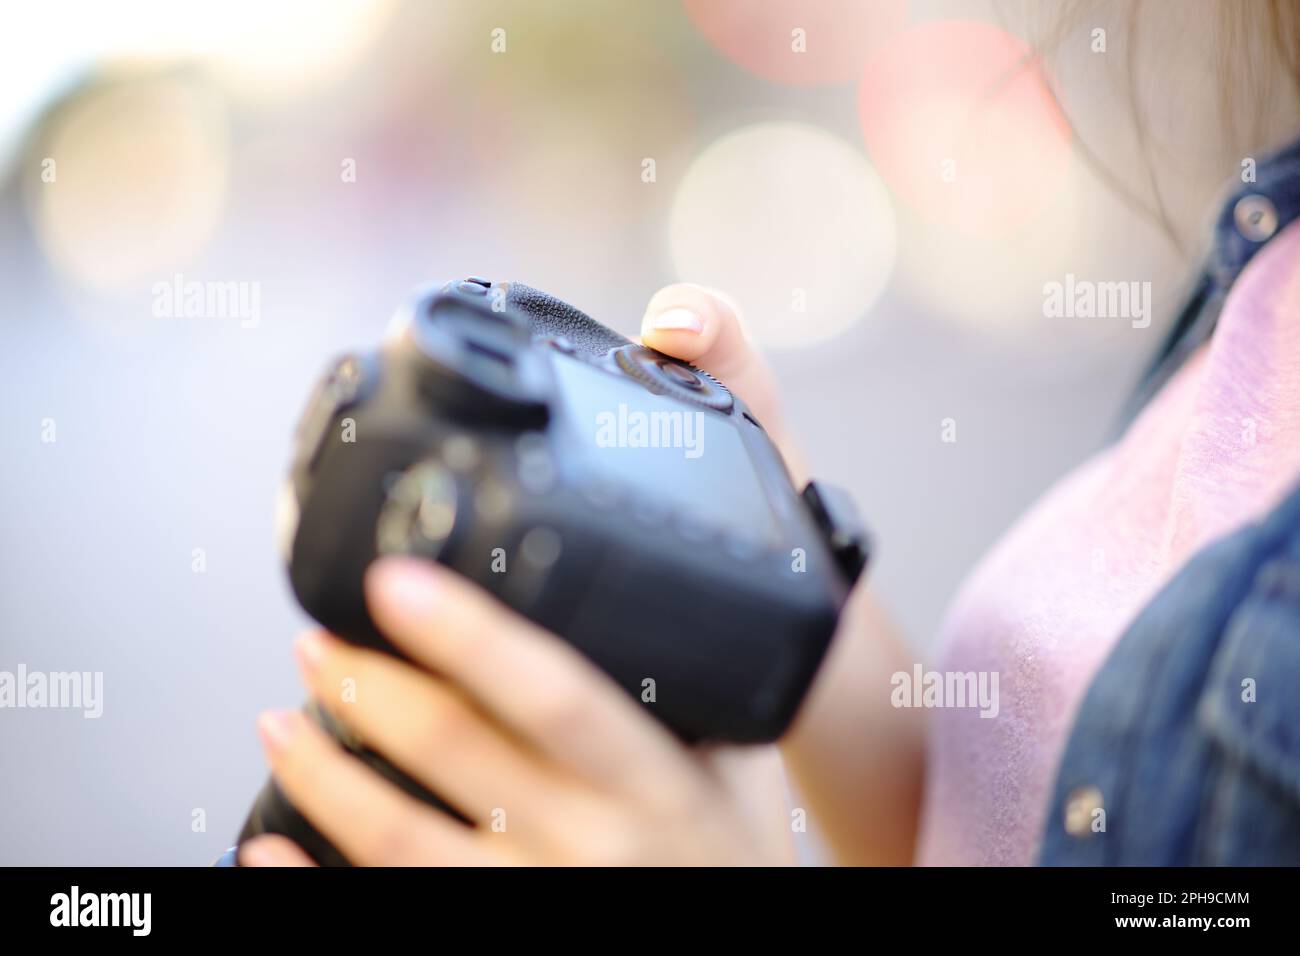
1233 194 1279 242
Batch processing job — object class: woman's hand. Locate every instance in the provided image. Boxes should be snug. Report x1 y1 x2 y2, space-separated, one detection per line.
638 283 805 480
240 555 795 866
643 285 925 865
242 282 921 866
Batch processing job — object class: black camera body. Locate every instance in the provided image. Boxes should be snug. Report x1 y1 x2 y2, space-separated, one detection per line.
240 278 868 863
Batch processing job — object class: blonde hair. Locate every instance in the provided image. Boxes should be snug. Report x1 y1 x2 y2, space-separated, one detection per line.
1027 0 1300 250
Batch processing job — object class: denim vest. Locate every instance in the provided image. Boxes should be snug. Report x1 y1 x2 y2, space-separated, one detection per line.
1040 141 1300 865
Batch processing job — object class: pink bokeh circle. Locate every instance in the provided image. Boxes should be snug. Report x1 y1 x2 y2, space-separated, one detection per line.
858 20 1072 236
683 0 907 86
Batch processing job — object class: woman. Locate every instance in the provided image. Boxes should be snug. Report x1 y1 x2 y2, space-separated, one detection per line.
239 7 1300 866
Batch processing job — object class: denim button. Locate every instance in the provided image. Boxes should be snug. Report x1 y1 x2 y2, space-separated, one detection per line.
1233 194 1279 242
1064 785 1105 838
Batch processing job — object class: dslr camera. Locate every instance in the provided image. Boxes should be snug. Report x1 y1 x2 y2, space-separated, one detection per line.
236 278 869 865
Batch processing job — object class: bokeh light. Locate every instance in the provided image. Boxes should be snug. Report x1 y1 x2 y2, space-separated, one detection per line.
891 151 1183 375
206 0 397 103
28 79 230 295
682 0 907 86
893 152 1081 336
458 7 695 302
858 20 1071 236
1 1 394 137
669 121 896 348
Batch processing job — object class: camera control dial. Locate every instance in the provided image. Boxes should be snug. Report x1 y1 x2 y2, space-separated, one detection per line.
613 345 733 412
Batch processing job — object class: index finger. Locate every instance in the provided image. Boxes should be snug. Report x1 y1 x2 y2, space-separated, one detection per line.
364 557 701 805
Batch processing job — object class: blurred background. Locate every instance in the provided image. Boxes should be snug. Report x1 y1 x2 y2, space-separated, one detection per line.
0 0 1254 863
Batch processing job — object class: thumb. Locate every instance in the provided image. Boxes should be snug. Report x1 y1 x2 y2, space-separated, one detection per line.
639 283 803 481
639 284 777 426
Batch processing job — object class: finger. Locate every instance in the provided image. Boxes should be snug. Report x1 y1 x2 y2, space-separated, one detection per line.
640 285 773 413
295 630 568 826
640 283 803 480
699 744 797 866
363 558 700 802
239 834 317 868
257 708 496 866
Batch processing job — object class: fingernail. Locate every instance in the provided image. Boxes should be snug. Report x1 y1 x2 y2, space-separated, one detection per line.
369 557 442 620
645 307 703 334
257 710 300 755
294 632 327 676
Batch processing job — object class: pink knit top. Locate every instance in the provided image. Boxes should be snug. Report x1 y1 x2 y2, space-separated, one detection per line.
917 222 1300 865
